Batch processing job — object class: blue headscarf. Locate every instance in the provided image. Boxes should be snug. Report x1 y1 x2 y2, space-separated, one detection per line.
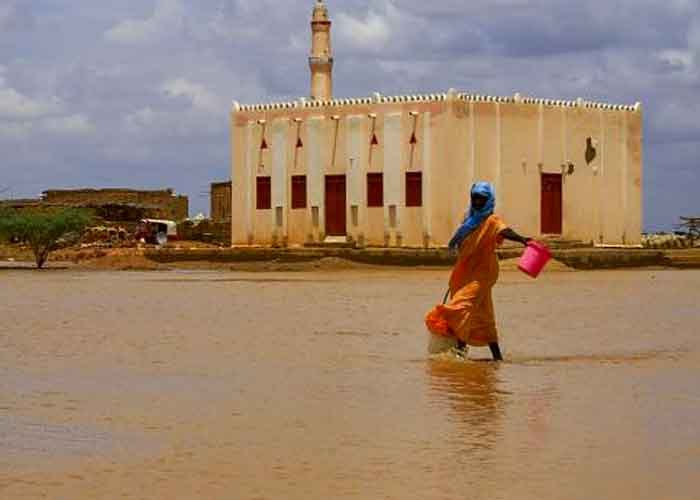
448 182 496 251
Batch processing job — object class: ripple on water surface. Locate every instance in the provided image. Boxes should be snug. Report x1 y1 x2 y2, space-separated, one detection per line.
0 415 155 469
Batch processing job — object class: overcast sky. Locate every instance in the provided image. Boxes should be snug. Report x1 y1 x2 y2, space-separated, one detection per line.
1 0 698 230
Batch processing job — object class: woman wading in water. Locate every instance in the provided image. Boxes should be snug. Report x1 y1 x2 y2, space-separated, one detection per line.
425 182 531 361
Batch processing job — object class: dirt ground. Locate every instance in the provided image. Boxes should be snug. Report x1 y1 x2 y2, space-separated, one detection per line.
1 243 576 273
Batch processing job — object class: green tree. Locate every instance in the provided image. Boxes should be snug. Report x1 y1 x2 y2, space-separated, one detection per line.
0 208 92 269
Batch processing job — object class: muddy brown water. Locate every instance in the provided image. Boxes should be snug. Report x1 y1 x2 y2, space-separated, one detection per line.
1 268 699 499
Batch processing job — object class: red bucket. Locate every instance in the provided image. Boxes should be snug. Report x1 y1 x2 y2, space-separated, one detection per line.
518 241 552 278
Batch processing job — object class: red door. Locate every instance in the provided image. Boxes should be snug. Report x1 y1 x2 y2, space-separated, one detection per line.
541 173 562 234
325 175 347 236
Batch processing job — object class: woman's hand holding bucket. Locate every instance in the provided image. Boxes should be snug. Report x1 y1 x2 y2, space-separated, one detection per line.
518 240 552 278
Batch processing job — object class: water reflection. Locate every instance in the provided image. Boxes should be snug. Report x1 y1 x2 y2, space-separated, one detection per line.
523 383 557 452
509 350 683 365
426 359 507 456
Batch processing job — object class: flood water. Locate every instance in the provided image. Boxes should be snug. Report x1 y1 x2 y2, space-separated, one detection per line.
1 268 699 499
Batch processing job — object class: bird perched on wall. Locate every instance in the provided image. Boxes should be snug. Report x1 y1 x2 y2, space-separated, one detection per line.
585 137 597 165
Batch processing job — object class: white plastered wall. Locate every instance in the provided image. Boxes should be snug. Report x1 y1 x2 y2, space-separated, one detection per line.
271 119 288 244
383 112 402 246
307 117 324 241
422 111 432 247
346 115 365 244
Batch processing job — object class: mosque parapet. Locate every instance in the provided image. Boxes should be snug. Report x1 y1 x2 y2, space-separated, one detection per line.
232 91 641 114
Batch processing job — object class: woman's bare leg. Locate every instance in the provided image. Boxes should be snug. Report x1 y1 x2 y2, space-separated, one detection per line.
488 342 503 361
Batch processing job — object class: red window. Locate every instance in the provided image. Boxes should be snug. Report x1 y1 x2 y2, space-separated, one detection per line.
256 177 271 210
367 173 383 207
291 175 307 209
406 172 422 207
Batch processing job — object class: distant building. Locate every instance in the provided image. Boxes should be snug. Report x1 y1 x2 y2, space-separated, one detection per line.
210 181 232 224
42 188 188 221
230 1 643 247
2 188 189 223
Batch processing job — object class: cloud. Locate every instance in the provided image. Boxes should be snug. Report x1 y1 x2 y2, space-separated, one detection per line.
122 80 225 140
0 78 61 120
337 8 392 50
335 1 438 57
160 77 222 113
0 67 91 139
689 17 700 67
124 107 157 133
658 50 694 71
42 114 95 136
0 120 32 140
0 0 33 32
104 0 184 44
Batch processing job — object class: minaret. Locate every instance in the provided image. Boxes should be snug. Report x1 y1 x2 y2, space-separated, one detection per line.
309 0 333 101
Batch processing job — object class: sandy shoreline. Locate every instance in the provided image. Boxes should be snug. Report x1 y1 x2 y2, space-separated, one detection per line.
1 252 575 273
4 243 696 272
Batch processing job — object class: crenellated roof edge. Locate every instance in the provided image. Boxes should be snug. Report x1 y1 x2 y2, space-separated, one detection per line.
233 90 641 113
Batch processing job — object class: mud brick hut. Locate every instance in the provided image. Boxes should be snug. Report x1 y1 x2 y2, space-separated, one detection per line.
41 188 188 222
2 188 188 226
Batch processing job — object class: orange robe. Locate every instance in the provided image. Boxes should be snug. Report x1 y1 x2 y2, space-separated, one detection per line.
425 214 507 346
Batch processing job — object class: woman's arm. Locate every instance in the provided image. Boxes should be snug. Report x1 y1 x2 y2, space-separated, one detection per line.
500 227 532 246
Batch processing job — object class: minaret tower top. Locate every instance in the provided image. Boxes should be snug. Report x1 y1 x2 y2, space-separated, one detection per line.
309 0 333 101
312 0 330 23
